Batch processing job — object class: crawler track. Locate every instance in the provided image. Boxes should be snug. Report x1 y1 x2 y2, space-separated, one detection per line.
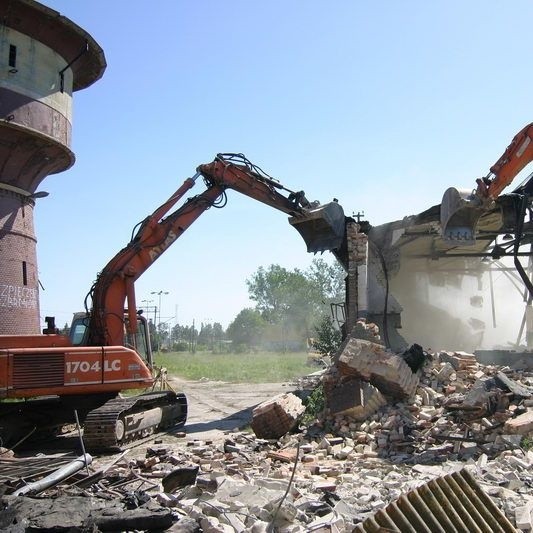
83 391 187 450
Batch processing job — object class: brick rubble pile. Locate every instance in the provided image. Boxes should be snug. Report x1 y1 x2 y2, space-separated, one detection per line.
1 322 533 531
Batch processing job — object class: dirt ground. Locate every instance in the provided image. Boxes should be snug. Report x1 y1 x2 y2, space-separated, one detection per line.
168 377 297 443
85 378 300 467
9 378 299 465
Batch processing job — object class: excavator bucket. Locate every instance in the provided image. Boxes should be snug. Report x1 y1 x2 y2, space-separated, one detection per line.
289 201 346 253
440 187 485 245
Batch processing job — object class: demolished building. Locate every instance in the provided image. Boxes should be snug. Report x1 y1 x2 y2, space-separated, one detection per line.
334 167 533 355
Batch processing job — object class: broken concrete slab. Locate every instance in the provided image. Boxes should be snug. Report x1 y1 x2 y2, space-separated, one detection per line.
88 505 175 531
515 499 533 531
495 371 533 398
0 495 121 531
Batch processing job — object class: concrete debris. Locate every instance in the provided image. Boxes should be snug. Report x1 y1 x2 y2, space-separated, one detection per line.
515 500 533 531
1 332 533 531
440 350 478 370
504 409 533 435
496 371 533 398
0 494 174 531
251 392 305 439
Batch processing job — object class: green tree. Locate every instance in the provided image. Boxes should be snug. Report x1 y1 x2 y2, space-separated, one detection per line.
150 321 170 351
170 323 198 352
198 322 224 350
245 259 345 343
197 322 211 348
305 258 345 304
312 315 342 356
148 319 157 350
212 322 225 352
246 264 322 325
226 308 266 351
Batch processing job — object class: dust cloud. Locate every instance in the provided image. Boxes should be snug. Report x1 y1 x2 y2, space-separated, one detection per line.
388 256 527 352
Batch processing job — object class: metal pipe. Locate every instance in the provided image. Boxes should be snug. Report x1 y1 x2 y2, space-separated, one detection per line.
488 268 497 328
73 409 90 475
13 454 93 496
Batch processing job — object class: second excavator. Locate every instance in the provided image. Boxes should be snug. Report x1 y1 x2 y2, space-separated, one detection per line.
0 153 346 449
441 122 533 244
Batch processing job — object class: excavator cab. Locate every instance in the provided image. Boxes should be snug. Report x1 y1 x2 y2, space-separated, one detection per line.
289 201 346 253
69 312 153 367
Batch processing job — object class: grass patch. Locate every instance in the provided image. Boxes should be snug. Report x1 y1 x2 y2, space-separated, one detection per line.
521 436 533 451
301 383 325 425
154 351 312 383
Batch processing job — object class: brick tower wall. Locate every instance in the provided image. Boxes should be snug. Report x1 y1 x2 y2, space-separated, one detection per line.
0 189 39 333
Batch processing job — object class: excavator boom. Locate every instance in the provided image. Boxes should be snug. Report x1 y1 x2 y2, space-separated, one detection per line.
486 122 533 199
88 153 345 347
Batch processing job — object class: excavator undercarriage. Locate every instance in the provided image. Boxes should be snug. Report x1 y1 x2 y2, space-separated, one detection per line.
83 391 187 449
0 391 187 450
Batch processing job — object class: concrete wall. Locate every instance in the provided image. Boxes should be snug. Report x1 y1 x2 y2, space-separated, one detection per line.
0 25 73 149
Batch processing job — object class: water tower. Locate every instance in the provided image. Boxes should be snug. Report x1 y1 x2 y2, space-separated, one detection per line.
0 0 105 334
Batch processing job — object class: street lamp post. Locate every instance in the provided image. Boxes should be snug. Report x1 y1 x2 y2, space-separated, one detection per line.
151 290 169 351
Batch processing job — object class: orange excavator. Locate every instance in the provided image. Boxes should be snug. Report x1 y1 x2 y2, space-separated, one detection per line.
0 153 346 449
441 122 533 244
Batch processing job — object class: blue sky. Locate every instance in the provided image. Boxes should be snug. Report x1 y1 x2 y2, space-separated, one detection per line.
37 1 533 330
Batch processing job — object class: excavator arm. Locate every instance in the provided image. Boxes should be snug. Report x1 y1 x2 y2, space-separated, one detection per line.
87 153 345 347
441 122 533 244
478 122 533 200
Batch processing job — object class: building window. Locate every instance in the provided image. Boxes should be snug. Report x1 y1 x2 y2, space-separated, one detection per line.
8 45 17 68
22 261 27 286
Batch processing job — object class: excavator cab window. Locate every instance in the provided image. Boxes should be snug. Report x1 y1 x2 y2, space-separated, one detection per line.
69 314 89 346
124 315 153 367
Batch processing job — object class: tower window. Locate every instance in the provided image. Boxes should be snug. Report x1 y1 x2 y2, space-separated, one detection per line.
8 45 16 68
22 261 27 286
